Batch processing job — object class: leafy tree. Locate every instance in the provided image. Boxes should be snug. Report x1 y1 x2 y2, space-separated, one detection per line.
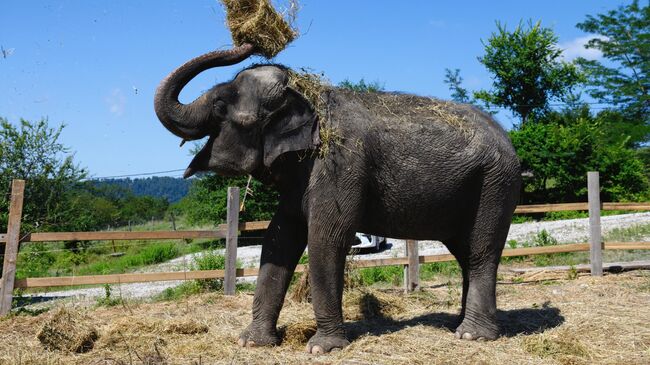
444 68 471 103
474 21 583 124
511 106 649 203
177 174 278 226
575 0 649 139
0 118 86 232
338 78 384 93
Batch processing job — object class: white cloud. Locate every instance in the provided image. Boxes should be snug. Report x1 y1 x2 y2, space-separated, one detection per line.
106 88 126 117
558 35 607 61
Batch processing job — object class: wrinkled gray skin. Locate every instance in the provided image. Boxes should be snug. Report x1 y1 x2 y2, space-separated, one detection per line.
154 45 521 354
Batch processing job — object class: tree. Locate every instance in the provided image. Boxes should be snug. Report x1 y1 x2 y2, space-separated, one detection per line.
443 68 471 103
0 118 86 232
176 174 278 226
575 0 649 136
474 21 583 124
338 78 384 93
510 106 649 203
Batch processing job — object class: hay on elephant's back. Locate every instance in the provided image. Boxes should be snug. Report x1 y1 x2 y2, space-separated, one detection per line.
221 0 297 58
353 91 473 132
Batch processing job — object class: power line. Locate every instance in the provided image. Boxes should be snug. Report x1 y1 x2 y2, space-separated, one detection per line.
83 169 186 180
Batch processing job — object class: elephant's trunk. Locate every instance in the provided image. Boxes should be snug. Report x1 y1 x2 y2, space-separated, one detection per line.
154 44 255 140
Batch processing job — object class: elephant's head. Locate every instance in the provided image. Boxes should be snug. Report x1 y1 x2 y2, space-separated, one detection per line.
154 44 320 178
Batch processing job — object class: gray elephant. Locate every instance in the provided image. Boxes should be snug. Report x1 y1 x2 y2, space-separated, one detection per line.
154 44 521 354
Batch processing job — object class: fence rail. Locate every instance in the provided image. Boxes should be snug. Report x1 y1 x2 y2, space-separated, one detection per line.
2 171 650 314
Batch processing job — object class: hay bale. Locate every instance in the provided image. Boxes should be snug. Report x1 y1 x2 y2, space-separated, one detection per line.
222 0 297 58
164 320 209 335
37 308 98 353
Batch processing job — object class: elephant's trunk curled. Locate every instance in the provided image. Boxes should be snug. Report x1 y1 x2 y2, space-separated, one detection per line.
154 44 255 140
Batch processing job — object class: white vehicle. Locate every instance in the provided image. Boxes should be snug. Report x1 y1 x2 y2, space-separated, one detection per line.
351 233 386 252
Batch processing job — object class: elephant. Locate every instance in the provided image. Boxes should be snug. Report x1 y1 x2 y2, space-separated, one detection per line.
154 43 521 354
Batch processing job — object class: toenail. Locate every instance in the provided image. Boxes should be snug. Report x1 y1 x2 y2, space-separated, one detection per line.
462 332 474 340
312 345 324 354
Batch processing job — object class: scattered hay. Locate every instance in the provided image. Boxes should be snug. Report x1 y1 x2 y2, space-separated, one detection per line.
36 307 98 353
163 320 209 335
343 289 405 321
522 330 590 364
289 269 311 303
280 320 317 348
221 0 297 58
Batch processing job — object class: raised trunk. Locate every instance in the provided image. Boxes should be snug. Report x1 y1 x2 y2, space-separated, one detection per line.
154 44 255 140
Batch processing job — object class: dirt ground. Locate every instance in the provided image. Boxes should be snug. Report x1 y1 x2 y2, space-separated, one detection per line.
1 270 649 365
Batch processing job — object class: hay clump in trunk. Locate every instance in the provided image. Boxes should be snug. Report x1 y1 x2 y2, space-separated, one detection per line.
221 0 297 58
37 307 98 353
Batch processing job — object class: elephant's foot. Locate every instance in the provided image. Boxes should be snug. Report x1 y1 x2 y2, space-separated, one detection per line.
305 331 350 354
238 323 281 347
454 316 498 341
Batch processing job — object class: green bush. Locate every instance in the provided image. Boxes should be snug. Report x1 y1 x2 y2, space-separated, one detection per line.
357 266 403 286
16 243 56 278
420 261 461 280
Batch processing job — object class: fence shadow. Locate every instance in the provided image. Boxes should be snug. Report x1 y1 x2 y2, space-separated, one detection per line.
345 301 564 340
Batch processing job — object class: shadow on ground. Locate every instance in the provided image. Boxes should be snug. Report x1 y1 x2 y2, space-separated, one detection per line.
345 301 564 340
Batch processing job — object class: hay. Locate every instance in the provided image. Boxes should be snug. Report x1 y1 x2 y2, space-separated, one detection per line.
343 289 405 321
164 320 209 335
36 307 98 353
352 91 472 131
289 269 311 303
5 271 650 364
222 0 297 58
280 320 317 348
287 69 343 157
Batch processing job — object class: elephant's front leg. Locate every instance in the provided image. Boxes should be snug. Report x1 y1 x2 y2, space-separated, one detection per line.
238 210 307 347
305 218 357 354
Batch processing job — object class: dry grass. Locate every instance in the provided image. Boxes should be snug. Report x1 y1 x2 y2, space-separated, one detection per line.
36 307 98 354
1 271 649 364
221 0 297 58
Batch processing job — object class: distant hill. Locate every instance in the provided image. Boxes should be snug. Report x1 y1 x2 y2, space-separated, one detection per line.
93 176 192 203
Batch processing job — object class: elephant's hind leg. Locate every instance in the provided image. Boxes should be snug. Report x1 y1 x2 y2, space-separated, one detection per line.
238 209 307 347
455 175 518 341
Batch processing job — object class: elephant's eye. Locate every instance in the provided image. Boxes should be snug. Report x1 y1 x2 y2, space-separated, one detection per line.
213 100 227 115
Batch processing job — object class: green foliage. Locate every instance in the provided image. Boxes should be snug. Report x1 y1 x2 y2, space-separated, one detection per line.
93 177 191 203
444 68 471 103
0 118 86 233
420 261 460 281
575 0 649 125
15 243 56 278
177 174 278 226
474 21 583 124
95 284 124 307
338 78 385 93
511 107 650 203
356 265 403 286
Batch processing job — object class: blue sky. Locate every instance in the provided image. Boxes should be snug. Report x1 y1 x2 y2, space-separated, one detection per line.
1 1 618 178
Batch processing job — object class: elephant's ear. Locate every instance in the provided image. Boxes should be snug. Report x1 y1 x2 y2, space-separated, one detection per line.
263 88 320 167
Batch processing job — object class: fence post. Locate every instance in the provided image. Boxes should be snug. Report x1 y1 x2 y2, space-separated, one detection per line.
0 180 25 315
404 240 419 292
224 187 240 295
587 172 603 276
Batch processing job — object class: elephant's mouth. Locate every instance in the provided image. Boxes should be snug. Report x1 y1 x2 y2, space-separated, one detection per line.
183 136 245 179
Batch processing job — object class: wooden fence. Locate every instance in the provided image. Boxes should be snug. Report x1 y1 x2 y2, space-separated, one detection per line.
1 171 650 314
